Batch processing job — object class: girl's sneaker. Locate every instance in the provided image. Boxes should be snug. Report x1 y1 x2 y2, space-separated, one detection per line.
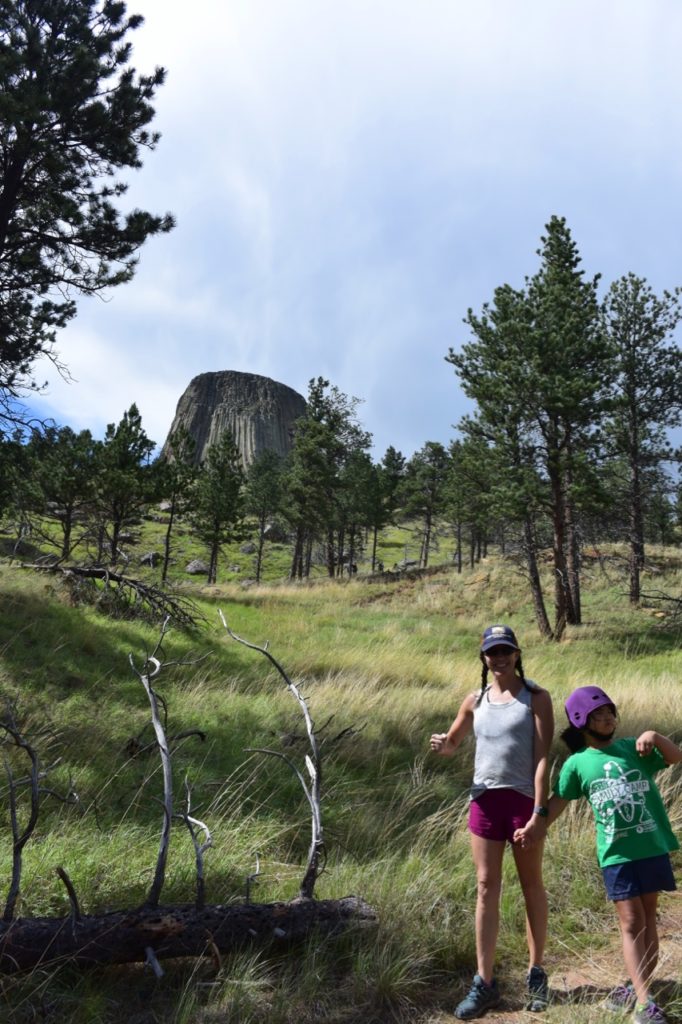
633 1001 668 1024
604 983 636 1011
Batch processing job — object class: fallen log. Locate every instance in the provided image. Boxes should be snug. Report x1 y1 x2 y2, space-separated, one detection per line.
0 896 377 972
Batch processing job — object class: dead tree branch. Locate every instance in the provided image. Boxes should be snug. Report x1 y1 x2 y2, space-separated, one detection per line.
129 620 174 909
19 563 202 629
175 777 212 911
1 712 41 922
219 613 325 899
0 896 377 972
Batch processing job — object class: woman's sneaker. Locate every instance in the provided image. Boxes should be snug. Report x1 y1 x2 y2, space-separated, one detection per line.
633 1001 668 1024
455 974 501 1019
604 983 636 1012
526 966 549 1011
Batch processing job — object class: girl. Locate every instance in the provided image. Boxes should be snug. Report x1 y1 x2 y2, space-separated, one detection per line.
430 624 554 1019
515 685 682 1024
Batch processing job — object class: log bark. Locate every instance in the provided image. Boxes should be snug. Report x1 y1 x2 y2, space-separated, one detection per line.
0 896 377 972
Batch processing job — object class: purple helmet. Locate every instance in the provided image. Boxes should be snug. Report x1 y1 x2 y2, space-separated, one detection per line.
565 686 616 729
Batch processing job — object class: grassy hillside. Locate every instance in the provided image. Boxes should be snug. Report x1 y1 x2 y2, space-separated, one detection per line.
0 544 682 1022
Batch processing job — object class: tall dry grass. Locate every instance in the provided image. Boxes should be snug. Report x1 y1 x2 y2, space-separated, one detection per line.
0 549 681 1021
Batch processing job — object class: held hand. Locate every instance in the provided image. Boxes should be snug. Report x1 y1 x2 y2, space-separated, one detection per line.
513 824 531 848
636 730 657 756
514 815 547 849
429 732 450 755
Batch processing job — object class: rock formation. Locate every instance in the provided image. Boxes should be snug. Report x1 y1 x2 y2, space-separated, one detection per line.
162 371 306 468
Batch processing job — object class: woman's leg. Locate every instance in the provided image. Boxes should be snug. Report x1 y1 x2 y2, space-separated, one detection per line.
614 895 654 1006
512 839 548 969
470 834 506 983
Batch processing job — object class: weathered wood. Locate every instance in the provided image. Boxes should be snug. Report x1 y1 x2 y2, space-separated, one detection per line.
0 896 377 972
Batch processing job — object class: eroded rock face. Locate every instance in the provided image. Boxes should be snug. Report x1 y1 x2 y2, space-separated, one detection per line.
162 371 306 467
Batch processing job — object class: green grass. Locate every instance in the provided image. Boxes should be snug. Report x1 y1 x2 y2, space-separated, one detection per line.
1 542 682 1021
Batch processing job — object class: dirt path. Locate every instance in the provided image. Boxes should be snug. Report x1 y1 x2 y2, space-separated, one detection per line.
422 896 682 1023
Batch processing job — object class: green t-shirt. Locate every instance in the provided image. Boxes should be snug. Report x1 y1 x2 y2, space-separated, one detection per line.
555 737 679 868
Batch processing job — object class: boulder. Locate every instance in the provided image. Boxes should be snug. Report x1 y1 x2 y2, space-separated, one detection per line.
185 559 209 575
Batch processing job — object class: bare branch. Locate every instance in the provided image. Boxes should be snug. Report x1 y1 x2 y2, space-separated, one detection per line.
129 623 173 910
1 712 41 922
220 613 325 899
174 776 212 911
56 866 82 922
245 854 261 904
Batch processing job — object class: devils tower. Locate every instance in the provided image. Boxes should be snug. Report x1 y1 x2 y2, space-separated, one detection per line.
162 371 306 467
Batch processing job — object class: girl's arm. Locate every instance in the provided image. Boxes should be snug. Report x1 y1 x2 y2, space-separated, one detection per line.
636 730 682 765
514 794 569 846
430 692 476 757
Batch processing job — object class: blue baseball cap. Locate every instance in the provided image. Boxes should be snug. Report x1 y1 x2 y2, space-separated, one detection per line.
480 624 520 653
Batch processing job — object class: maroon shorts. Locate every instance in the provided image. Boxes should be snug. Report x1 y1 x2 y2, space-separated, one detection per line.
468 788 535 843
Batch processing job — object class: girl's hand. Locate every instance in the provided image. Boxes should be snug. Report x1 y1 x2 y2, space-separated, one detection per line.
430 732 450 754
636 730 657 756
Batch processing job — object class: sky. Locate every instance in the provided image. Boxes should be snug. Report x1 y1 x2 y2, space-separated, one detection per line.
31 0 682 460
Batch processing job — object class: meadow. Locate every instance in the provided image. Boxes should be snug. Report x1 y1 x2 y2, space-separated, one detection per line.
0 530 682 1023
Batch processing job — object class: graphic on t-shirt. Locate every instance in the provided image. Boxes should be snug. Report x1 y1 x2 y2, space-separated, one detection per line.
588 760 655 840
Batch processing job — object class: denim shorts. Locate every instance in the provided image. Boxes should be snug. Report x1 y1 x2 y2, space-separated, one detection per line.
602 853 676 902
468 788 534 843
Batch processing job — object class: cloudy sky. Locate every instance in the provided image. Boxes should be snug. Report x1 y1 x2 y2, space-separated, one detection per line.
33 0 682 459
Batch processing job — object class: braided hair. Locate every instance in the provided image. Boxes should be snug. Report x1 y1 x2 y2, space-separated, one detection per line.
475 652 532 707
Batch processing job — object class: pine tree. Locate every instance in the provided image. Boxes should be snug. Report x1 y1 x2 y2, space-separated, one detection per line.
0 0 173 396
245 449 284 583
95 403 155 563
190 431 246 584
601 274 682 602
448 217 610 638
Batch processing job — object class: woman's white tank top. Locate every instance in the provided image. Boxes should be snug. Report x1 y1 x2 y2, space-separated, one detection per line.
470 681 538 799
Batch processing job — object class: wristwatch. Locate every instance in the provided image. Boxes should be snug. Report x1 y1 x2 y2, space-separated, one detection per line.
533 806 549 817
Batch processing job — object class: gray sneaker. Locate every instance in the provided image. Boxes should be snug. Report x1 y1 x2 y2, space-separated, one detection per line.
604 984 636 1012
526 965 549 1011
633 1001 668 1024
455 974 501 1020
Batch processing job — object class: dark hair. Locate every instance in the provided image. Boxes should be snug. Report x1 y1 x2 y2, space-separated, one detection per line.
560 724 587 754
475 653 530 706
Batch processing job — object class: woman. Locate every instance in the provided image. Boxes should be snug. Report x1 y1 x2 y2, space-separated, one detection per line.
430 624 554 1019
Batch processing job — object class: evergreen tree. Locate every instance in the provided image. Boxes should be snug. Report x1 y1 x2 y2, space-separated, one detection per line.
157 426 196 583
25 424 98 559
0 0 173 396
366 446 405 572
283 378 370 579
95 403 155 563
244 448 284 584
448 217 610 637
601 274 682 601
190 430 246 584
335 449 374 576
400 441 450 568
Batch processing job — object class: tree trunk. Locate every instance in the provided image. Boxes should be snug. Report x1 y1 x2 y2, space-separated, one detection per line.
207 539 219 585
549 467 574 635
0 896 377 973
629 456 644 604
563 469 582 625
523 517 553 639
255 518 265 584
161 497 176 584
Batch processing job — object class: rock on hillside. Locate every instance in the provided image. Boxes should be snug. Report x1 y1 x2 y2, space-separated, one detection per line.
162 371 306 468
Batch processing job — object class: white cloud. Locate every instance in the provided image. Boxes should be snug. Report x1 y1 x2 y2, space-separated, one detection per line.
25 0 682 458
